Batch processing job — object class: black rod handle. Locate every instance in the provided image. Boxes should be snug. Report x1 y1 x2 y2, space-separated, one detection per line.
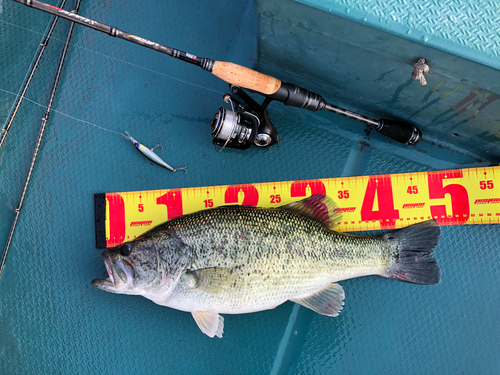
375 119 422 145
270 83 423 145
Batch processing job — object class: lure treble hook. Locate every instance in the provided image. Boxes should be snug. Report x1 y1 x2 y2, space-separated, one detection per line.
122 131 187 173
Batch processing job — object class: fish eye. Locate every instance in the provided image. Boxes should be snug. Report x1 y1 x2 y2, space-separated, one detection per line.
121 243 133 256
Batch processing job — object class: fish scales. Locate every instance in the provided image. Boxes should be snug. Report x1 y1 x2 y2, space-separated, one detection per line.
92 194 441 338
151 206 389 313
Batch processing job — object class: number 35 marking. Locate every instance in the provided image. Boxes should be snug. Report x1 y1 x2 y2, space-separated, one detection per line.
338 190 349 199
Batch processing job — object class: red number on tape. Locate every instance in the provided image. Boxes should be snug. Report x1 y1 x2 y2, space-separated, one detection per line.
480 180 494 190
407 186 418 194
156 190 184 220
270 194 281 203
428 170 470 224
290 179 326 197
106 193 125 247
338 190 349 199
360 176 400 228
224 185 259 206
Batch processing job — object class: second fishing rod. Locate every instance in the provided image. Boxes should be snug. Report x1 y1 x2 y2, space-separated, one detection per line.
14 0 422 150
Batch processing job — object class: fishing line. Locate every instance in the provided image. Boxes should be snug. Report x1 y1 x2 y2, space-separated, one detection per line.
0 0 81 280
4 9 57 103
0 0 67 147
0 88 123 136
0 19 225 95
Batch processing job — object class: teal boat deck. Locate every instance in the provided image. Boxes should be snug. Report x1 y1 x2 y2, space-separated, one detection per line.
1 0 499 373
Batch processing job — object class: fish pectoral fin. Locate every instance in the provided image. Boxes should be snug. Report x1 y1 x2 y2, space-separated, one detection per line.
186 267 235 293
291 283 345 317
191 310 224 338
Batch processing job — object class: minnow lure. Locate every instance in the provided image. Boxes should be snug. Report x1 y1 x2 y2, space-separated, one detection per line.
122 132 186 173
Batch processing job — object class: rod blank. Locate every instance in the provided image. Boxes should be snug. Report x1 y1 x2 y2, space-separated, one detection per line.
0 0 67 148
1 0 81 279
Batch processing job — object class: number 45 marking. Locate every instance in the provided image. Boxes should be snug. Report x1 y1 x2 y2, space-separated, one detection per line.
407 186 418 194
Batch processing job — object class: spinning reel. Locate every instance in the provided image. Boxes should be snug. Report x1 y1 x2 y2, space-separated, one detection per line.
210 85 280 151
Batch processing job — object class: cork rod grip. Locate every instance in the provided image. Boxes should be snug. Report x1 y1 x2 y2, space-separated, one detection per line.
212 61 281 95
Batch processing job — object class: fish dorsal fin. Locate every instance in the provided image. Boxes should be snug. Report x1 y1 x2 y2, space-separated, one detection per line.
290 283 345 317
191 310 224 338
280 194 342 229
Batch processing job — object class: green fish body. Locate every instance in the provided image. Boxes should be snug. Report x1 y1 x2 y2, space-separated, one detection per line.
92 194 441 338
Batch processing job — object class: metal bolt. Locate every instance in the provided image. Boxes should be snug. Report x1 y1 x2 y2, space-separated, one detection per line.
412 58 430 85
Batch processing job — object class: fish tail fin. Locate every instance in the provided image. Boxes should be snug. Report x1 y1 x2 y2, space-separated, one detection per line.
382 220 441 285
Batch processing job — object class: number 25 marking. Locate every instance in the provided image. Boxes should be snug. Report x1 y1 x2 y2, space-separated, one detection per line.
270 194 281 203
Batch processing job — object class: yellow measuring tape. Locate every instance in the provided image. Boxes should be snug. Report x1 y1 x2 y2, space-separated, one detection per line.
94 166 500 248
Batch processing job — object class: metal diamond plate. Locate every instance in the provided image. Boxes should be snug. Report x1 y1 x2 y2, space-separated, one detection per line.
298 0 500 68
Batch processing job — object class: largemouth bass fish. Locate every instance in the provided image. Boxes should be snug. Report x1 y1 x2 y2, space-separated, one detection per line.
92 194 441 338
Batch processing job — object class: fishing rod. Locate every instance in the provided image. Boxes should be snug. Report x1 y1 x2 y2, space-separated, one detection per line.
0 0 81 279
0 0 67 148
14 0 422 150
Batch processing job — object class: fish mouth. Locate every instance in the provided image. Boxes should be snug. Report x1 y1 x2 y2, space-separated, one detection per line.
91 251 135 292
91 251 117 291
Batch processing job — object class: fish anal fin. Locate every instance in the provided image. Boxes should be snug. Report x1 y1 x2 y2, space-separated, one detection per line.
291 283 345 317
280 194 342 229
191 310 224 338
